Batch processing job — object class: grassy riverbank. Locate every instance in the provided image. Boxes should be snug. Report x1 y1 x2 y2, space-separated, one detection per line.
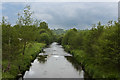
64 46 120 79
2 42 46 79
59 22 120 79
63 45 120 79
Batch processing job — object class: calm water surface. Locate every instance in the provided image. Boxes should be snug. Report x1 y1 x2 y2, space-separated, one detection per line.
23 42 86 78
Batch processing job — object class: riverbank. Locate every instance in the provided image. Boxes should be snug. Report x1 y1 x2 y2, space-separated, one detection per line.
63 45 120 79
2 42 46 79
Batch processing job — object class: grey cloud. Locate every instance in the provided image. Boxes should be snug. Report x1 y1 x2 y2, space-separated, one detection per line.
30 2 117 29
2 2 117 29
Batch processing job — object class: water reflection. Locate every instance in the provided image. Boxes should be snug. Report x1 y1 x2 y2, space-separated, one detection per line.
65 56 89 78
65 56 82 73
37 55 47 63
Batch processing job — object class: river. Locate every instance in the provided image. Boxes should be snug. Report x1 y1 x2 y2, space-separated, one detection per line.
21 42 87 79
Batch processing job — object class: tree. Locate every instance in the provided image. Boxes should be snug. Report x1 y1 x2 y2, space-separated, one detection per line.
23 5 33 26
108 20 113 26
38 33 50 45
62 28 77 46
39 29 47 34
39 22 48 29
2 16 8 25
16 5 35 55
20 25 36 55
33 19 41 27
16 5 33 26
16 13 23 27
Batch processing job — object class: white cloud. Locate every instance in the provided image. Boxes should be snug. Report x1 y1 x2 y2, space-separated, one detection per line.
33 13 53 21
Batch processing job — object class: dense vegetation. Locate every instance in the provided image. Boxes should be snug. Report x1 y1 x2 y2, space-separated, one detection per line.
52 29 66 35
1 4 120 79
58 21 120 78
2 5 54 79
52 29 66 44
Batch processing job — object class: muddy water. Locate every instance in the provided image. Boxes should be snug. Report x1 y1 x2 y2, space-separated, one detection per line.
23 42 86 78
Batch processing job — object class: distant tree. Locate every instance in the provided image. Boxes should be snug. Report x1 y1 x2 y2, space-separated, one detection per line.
72 28 77 32
39 22 48 29
38 33 50 45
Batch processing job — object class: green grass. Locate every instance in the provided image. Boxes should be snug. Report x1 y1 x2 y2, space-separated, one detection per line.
2 42 46 79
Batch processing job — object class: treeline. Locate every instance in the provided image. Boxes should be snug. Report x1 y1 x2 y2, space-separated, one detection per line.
57 21 120 78
2 5 54 78
2 21 54 61
52 28 66 44
52 28 66 35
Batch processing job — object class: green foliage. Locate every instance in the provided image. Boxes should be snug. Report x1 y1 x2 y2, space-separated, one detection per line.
17 5 33 26
39 29 47 34
35 21 54 44
2 5 54 79
61 22 120 78
62 28 77 46
19 25 37 42
38 33 50 45
2 24 22 59
2 16 8 25
39 21 48 29
2 43 46 78
56 34 64 44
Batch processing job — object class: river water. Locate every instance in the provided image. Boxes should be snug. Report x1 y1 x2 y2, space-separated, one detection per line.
23 42 86 79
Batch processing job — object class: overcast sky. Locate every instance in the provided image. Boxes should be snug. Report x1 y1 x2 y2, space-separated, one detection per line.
1 2 118 29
